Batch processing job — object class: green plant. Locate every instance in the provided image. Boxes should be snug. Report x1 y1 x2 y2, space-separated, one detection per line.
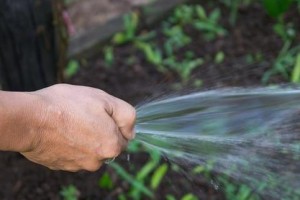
273 19 296 44
110 162 154 199
166 194 176 200
218 177 260 200
113 12 139 45
181 193 198 200
135 41 165 72
263 46 300 83
150 163 168 190
60 185 79 200
262 0 293 18
194 6 227 41
164 57 204 82
163 25 191 56
108 146 167 200
103 46 114 67
215 51 225 64
65 60 80 79
219 0 253 25
99 172 114 190
170 5 195 24
130 149 161 199
291 53 300 83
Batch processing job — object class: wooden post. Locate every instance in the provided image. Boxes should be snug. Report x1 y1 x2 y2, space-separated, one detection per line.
0 0 67 91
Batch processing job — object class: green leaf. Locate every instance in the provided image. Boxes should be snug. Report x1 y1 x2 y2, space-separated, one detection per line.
166 194 176 200
110 162 154 198
195 5 207 19
262 0 293 18
60 185 79 200
136 161 158 181
237 185 251 200
291 53 300 83
192 165 205 174
181 193 198 200
127 140 142 153
103 46 114 67
113 33 128 44
209 9 221 22
215 51 225 64
65 60 80 79
98 172 113 190
150 164 169 190
118 194 127 200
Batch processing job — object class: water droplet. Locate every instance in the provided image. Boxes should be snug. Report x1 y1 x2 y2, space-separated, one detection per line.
127 154 130 162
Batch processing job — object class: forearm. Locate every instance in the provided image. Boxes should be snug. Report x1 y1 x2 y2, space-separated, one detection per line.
0 91 41 152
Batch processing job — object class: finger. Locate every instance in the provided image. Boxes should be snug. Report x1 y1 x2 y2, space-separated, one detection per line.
106 97 136 140
96 117 128 159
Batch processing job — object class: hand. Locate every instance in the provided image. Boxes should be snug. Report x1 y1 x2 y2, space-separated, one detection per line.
21 84 136 172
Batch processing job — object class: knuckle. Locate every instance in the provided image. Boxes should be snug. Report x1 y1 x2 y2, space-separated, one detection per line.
64 166 80 173
105 144 122 158
84 161 102 172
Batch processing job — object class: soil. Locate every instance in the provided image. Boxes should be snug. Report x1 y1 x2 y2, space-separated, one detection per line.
0 2 299 200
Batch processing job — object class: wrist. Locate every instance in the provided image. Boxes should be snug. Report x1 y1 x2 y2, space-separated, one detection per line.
0 91 44 152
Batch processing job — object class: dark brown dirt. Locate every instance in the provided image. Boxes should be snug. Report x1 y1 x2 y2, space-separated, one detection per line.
0 2 299 200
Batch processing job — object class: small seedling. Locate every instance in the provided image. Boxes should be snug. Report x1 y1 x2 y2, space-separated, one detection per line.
65 60 80 79
164 57 204 83
150 163 169 190
135 41 165 72
60 185 80 200
98 172 114 190
194 6 227 41
291 53 300 83
103 46 114 67
113 12 139 45
163 25 191 56
181 193 198 200
214 51 225 64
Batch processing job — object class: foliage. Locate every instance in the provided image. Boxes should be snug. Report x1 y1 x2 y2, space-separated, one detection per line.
215 51 225 64
163 25 191 56
60 185 79 200
103 46 115 67
102 145 172 200
181 193 198 200
219 0 253 25
150 163 168 190
65 60 80 79
262 0 293 18
218 177 260 200
113 12 139 45
291 53 300 83
194 6 227 41
98 172 114 190
135 41 165 72
110 162 154 198
164 57 204 82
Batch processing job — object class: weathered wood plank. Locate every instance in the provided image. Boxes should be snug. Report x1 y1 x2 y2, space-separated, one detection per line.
68 0 189 59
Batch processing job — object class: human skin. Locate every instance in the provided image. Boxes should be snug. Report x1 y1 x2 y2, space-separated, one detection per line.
0 84 136 172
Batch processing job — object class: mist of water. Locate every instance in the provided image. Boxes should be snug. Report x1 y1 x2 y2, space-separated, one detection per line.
135 87 300 199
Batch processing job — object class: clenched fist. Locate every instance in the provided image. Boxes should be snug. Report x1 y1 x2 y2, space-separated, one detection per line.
0 84 136 172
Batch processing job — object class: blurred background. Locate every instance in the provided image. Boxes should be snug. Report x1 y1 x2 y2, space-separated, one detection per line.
0 0 299 199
